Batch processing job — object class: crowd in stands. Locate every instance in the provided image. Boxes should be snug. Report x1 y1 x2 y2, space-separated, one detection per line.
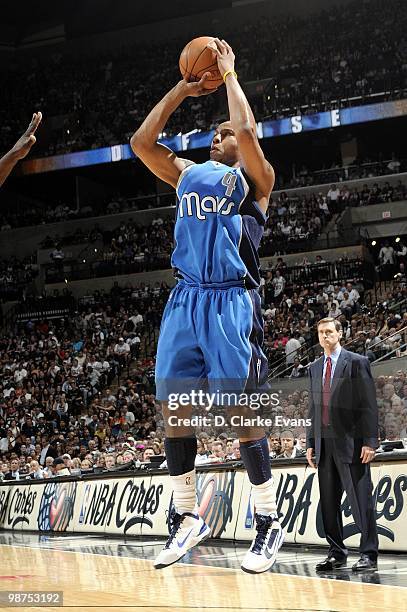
39 178 406 285
1 361 406 481
0 0 406 157
0 164 406 243
283 157 406 190
0 256 38 302
0 192 159 232
260 266 407 377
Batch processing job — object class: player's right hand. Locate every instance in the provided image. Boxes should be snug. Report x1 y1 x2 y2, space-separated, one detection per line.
10 111 42 160
306 448 316 469
207 38 235 77
179 74 218 97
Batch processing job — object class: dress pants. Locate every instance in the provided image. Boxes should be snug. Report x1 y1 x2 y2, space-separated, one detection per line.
318 431 378 561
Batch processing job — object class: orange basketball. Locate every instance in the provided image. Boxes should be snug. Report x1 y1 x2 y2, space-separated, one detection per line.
179 36 223 90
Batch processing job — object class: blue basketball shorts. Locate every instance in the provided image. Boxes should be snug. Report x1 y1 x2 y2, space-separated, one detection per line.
155 279 269 403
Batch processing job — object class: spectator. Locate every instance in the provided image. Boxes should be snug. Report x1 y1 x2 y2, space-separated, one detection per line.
289 357 305 378
53 457 71 477
277 431 306 459
143 447 154 462
209 441 225 462
268 435 281 459
285 331 302 366
43 457 54 478
272 271 286 303
4 458 21 480
28 460 44 479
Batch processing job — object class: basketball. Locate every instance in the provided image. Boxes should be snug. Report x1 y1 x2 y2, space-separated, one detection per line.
179 36 223 89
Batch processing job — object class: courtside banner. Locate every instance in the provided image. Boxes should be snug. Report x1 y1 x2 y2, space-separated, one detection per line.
195 469 244 540
147 469 246 539
0 460 406 551
295 464 383 548
372 462 407 552
235 466 307 544
73 476 165 536
140 473 171 537
0 480 43 531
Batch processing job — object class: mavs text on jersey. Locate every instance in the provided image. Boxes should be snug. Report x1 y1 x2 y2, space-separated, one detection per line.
155 160 269 402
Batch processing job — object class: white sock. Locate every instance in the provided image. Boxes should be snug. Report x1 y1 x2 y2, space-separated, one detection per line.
171 468 197 514
252 478 278 517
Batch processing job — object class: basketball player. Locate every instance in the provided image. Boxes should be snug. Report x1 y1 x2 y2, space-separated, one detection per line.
130 39 282 573
0 112 42 188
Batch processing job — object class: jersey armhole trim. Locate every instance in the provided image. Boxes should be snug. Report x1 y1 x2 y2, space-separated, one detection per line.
176 162 195 198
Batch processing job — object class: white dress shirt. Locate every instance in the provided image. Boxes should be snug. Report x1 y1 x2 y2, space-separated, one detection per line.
323 345 342 384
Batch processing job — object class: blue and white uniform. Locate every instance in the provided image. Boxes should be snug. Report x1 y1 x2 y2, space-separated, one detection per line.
155 160 269 400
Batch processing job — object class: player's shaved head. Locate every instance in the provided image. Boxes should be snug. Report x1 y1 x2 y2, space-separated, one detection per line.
210 121 239 167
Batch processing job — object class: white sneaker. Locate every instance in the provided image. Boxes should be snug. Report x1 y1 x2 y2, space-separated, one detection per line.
241 513 284 574
154 509 211 569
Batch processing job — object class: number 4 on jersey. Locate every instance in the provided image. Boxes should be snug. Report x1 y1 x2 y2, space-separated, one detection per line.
222 172 238 197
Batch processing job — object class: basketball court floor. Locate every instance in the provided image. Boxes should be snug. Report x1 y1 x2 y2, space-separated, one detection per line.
0 533 406 611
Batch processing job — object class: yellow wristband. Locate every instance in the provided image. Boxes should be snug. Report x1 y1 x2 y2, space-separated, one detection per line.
223 69 237 83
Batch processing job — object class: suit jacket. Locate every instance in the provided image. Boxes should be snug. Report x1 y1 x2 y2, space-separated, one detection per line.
306 348 379 464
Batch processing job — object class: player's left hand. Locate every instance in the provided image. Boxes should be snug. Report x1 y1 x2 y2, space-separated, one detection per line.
360 446 375 463
207 38 235 77
10 111 42 160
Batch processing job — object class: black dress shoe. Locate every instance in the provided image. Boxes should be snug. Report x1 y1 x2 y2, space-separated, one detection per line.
316 556 347 572
352 554 377 572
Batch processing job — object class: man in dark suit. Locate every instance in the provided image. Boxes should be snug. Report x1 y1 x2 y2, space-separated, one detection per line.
4 458 21 480
306 317 379 572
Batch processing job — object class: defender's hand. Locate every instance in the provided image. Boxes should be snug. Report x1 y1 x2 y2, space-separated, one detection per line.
360 446 375 464
207 38 235 77
306 448 316 469
178 74 218 98
10 112 42 160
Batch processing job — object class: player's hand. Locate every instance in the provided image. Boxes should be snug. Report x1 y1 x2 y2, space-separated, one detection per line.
207 38 235 77
306 448 316 469
10 112 42 160
179 74 218 97
360 446 375 464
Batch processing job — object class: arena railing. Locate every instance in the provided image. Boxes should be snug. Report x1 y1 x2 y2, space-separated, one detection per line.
268 322 407 381
261 258 372 288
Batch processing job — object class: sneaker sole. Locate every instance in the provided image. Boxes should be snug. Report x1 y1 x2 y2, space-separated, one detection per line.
241 528 285 574
154 525 211 570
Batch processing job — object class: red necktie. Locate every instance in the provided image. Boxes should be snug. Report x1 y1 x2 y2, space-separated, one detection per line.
322 356 332 427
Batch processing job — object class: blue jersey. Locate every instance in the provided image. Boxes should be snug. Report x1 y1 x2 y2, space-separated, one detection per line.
172 160 267 289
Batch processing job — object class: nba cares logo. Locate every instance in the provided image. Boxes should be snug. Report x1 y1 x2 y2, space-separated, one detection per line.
38 482 77 532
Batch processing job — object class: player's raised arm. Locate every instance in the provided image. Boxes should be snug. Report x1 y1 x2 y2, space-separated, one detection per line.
0 112 42 188
130 76 215 189
209 39 275 208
